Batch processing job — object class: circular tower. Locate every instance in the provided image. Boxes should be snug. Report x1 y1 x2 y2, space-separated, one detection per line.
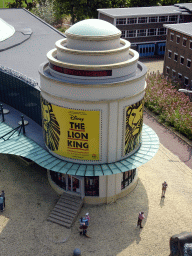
39 19 151 204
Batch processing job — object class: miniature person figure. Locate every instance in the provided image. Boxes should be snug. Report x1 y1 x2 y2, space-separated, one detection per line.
1 190 5 208
137 212 145 228
162 181 168 198
79 217 88 236
0 196 3 212
85 213 90 224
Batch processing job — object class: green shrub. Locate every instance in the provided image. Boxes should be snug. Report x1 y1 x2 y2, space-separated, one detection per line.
145 72 192 140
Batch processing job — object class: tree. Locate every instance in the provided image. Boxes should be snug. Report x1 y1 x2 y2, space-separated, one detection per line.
6 0 36 9
55 0 129 24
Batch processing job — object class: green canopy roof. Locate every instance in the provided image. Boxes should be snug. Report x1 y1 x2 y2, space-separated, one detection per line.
0 122 159 176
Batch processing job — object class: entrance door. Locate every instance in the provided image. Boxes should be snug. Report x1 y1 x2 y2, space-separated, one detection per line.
67 175 80 194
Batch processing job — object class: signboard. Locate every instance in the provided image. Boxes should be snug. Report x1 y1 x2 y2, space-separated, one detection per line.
124 99 143 156
50 63 112 77
41 98 100 160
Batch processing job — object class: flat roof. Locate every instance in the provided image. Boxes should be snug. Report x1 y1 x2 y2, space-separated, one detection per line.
175 3 192 12
97 5 183 18
0 8 65 84
164 22 192 37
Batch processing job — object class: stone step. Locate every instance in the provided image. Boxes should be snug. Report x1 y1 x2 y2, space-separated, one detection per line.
59 197 82 207
47 217 71 229
50 210 74 220
47 192 84 228
57 201 80 211
49 213 72 224
54 205 77 215
60 194 82 203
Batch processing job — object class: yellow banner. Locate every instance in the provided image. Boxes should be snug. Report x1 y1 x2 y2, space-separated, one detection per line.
124 99 143 156
41 98 100 160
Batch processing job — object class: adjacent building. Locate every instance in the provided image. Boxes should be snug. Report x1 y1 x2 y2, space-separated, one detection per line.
163 22 192 91
98 4 192 57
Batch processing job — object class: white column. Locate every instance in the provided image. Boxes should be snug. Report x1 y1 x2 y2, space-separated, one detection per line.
107 101 118 162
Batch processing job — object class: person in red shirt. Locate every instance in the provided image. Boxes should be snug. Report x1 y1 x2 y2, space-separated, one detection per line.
137 212 145 228
162 181 168 198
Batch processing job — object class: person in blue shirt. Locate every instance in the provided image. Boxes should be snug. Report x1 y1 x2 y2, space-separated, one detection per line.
0 197 3 212
1 190 5 208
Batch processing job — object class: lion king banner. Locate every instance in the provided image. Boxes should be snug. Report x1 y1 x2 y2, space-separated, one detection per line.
41 98 100 160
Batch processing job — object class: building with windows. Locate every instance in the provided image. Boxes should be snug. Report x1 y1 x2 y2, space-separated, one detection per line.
0 13 159 205
97 4 192 57
163 22 192 90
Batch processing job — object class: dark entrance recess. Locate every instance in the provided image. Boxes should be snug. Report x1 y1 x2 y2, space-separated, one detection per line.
85 176 99 196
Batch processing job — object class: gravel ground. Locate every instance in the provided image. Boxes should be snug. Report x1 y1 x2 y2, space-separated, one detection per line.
1 58 192 256
0 143 192 256
140 56 164 74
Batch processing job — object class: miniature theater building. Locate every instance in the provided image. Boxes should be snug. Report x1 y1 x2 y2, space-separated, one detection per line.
39 19 159 204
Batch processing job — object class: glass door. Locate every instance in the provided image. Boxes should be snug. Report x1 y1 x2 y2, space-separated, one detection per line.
67 175 80 194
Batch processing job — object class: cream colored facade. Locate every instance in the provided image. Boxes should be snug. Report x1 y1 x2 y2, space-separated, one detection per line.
39 19 147 204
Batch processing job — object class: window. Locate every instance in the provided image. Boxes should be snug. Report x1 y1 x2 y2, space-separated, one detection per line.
121 169 136 190
138 17 147 23
174 53 178 62
127 30 136 38
149 16 158 23
170 33 174 41
180 56 184 65
179 15 184 23
176 36 180 44
168 50 172 59
127 18 137 24
178 73 182 79
190 41 192 50
169 15 178 22
172 70 176 77
148 28 156 36
183 38 187 47
187 59 191 68
121 30 125 38
137 29 147 37
159 16 168 22
184 77 189 85
157 28 167 35
166 66 170 74
85 177 99 196
116 18 126 25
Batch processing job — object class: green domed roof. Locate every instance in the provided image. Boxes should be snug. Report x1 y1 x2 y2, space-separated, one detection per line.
66 19 121 37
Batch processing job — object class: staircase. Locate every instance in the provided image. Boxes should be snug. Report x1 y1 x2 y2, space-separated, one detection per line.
47 193 84 228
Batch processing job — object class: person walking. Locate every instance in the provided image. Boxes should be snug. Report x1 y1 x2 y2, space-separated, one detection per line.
137 212 145 228
162 181 168 198
1 190 5 208
0 196 3 212
85 213 90 224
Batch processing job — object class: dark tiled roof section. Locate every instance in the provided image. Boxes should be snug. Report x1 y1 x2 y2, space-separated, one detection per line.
0 8 65 83
164 22 192 37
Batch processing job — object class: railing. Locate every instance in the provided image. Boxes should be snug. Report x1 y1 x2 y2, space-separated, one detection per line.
0 65 39 89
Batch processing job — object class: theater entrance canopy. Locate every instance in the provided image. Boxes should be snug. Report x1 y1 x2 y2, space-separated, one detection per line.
0 122 159 176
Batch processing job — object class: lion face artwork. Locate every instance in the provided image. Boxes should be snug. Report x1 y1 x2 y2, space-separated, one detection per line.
124 99 143 155
41 97 60 151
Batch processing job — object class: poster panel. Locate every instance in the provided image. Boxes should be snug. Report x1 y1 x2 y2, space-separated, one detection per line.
41 98 100 160
124 99 143 156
